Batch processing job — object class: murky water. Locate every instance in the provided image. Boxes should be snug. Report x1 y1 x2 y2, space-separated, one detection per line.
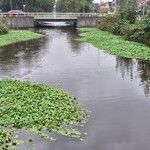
0 28 150 150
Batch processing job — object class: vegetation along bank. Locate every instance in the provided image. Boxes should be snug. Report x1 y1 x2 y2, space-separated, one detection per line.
79 28 150 60
0 29 44 47
79 2 150 60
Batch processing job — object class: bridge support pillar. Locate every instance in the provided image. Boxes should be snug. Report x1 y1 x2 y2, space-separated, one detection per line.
73 21 77 28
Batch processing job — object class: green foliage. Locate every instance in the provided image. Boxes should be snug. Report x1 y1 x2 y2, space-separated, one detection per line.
0 79 87 147
117 3 137 24
0 0 54 12
0 24 9 35
56 0 92 12
143 12 150 32
0 30 43 47
98 2 150 46
0 128 15 150
79 28 150 60
0 17 6 24
123 16 150 46
98 15 127 35
98 15 118 33
143 14 150 45
98 2 137 34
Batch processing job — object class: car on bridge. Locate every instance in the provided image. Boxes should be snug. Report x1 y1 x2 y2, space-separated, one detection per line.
7 10 24 17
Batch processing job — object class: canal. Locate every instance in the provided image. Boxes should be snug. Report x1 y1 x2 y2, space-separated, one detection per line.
0 28 150 150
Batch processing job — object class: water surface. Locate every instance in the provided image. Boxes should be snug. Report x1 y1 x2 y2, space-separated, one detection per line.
0 28 150 150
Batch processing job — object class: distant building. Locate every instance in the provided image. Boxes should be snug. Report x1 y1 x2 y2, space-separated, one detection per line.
100 1 114 13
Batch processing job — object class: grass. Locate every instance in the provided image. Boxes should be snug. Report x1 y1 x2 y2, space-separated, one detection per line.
79 28 150 60
0 30 44 47
0 80 87 146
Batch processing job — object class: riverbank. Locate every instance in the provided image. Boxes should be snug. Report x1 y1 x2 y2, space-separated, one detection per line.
0 30 44 47
79 28 150 60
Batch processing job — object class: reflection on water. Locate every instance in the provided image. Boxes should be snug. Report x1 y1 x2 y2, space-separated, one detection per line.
116 57 150 96
138 61 150 96
0 38 48 78
116 57 135 80
0 28 150 150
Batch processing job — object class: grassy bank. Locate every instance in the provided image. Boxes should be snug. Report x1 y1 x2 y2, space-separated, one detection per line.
0 80 87 146
79 28 150 60
0 30 44 47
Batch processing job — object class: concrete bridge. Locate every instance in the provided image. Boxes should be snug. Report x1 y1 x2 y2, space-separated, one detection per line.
0 12 109 28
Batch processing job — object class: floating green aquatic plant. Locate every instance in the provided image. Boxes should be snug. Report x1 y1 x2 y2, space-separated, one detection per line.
79 28 150 60
0 127 15 149
0 30 44 47
0 80 87 146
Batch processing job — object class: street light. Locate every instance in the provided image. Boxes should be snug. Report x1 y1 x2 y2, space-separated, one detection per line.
23 4 26 12
10 0 13 10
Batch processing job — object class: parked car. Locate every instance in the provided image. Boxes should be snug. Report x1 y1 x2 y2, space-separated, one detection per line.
7 10 24 17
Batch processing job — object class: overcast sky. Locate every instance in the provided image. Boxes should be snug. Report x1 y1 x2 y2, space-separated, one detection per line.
93 0 113 3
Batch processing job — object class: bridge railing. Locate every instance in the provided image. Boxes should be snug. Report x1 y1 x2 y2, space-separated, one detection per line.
0 12 111 18
23 12 103 16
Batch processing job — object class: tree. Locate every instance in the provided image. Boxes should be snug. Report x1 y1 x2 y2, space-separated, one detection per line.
0 0 54 12
56 0 93 12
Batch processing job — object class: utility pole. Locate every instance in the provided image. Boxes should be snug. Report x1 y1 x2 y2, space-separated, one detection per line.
10 0 13 10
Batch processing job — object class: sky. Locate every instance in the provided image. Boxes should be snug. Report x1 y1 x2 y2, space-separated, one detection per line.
93 0 113 3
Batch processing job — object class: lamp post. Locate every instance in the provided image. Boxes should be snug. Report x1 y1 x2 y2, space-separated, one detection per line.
23 4 26 12
10 0 13 10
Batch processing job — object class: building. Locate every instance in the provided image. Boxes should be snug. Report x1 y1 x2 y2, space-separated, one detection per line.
100 1 114 13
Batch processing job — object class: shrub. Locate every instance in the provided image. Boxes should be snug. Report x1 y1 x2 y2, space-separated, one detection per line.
143 13 150 32
97 3 150 46
98 15 118 32
130 30 145 43
98 15 119 35
117 3 137 24
0 24 9 35
0 16 6 24
143 13 150 45
123 21 144 39
124 17 150 45
98 3 137 35
98 15 128 36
